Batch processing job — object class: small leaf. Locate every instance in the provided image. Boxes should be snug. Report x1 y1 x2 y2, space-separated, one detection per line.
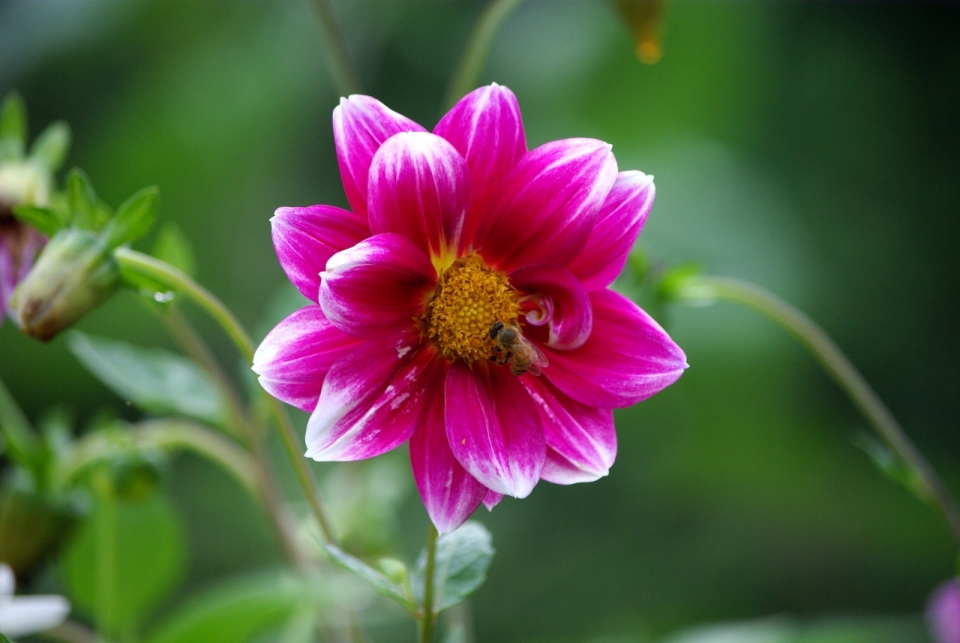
29 121 71 171
61 493 187 639
67 332 226 426
12 205 64 237
152 223 197 278
321 542 415 612
412 522 494 612
67 168 107 231
0 92 27 154
102 187 159 248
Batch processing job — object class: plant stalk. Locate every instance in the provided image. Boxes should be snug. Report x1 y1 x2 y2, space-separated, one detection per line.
309 0 360 96
419 524 440 643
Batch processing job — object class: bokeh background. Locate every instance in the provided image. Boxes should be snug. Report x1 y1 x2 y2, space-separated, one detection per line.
2 1 959 641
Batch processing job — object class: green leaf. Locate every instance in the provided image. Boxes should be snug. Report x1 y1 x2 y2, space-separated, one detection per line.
153 223 197 278
0 632 12 643
412 522 494 612
12 204 64 237
66 332 226 426
145 571 340 643
102 186 160 248
0 92 27 155
321 542 415 612
67 168 110 231
61 493 187 639
29 121 71 171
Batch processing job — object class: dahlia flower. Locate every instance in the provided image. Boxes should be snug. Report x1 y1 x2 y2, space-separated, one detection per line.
254 84 687 533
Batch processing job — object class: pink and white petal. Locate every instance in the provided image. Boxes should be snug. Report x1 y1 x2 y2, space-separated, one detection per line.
410 366 488 534
523 377 616 484
509 263 592 351
305 330 423 461
253 306 364 412
368 132 470 260
433 84 526 241
445 362 545 498
319 233 435 338
482 490 503 511
272 205 370 303
474 138 618 272
568 171 655 291
545 289 687 408
333 95 426 218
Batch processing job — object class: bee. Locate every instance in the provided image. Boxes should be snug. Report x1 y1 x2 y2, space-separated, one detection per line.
489 321 548 376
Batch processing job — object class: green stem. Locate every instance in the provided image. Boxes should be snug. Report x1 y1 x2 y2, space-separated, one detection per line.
674 275 960 546
0 374 41 468
443 0 526 110
113 248 337 543
309 0 361 96
419 524 440 643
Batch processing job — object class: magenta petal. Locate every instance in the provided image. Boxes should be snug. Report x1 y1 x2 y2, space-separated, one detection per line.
545 289 687 408
475 138 618 272
409 363 488 534
333 95 426 218
253 305 364 412
568 171 655 291
0 225 45 320
523 377 616 484
510 263 592 351
305 331 423 461
482 490 503 511
272 205 369 303
433 84 526 241
319 233 435 338
445 362 545 498
368 132 471 259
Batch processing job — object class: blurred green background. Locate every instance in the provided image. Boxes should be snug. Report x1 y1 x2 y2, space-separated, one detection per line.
1 1 959 641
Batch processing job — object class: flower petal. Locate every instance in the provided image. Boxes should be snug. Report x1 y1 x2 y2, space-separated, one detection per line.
367 132 470 260
271 205 369 303
433 84 526 241
0 595 71 638
445 362 545 498
305 331 425 461
333 95 426 218
509 263 592 351
0 224 44 320
253 305 364 412
474 138 618 272
568 171 655 291
482 490 503 511
319 233 435 338
409 365 488 534
544 289 687 408
523 377 616 484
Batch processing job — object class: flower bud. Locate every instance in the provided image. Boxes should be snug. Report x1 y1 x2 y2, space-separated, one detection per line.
10 228 120 341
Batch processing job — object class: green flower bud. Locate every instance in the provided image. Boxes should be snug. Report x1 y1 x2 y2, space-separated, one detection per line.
10 228 120 341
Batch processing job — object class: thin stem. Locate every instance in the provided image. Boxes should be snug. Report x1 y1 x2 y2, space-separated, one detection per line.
675 275 960 546
309 0 361 96
419 524 440 643
113 248 336 543
443 0 526 110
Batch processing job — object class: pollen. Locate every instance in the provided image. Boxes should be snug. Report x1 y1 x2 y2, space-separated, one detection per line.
421 253 519 366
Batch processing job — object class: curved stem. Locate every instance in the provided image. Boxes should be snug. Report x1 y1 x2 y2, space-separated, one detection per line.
443 0 526 110
419 524 439 643
309 0 360 96
113 248 337 543
674 275 960 546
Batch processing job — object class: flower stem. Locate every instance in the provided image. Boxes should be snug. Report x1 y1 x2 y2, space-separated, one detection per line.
672 275 960 546
419 524 440 643
443 0 526 110
309 0 360 96
113 248 337 544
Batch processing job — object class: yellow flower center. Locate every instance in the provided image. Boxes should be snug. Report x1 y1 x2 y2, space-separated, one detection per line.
421 253 520 365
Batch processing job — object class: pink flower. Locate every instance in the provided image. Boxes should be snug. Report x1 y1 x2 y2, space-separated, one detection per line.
0 162 49 325
929 579 960 643
254 84 687 533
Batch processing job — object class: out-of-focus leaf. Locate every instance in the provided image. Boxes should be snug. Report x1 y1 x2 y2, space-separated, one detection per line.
412 522 494 612
12 205 64 237
29 121 71 171
153 223 197 278
0 632 12 643
102 187 159 249
441 624 466 643
144 572 337 643
0 92 27 155
659 616 927 643
61 493 187 639
0 483 77 578
321 543 414 613
66 332 225 426
66 168 110 231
